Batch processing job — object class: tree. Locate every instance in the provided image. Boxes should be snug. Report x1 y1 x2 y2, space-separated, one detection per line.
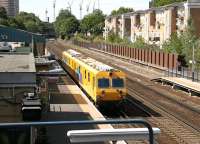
15 12 46 33
0 7 7 19
80 9 105 36
162 33 183 54
41 22 56 38
111 7 134 16
162 18 200 68
7 17 25 29
180 18 198 67
149 0 186 7
54 9 79 39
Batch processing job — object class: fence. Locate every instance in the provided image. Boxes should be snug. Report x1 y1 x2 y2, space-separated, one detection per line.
73 40 178 70
165 67 200 82
0 119 155 144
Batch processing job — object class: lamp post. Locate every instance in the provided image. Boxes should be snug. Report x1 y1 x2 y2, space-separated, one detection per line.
189 39 196 81
192 43 195 81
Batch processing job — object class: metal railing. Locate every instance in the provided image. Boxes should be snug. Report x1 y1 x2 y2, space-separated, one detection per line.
0 119 155 144
165 67 200 82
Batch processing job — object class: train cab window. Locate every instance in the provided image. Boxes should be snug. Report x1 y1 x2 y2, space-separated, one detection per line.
98 78 110 88
88 73 90 82
112 78 124 88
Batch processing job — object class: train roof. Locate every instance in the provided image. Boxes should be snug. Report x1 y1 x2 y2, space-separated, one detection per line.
66 49 119 72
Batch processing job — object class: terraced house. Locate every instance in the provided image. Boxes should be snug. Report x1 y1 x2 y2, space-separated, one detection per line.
104 0 200 45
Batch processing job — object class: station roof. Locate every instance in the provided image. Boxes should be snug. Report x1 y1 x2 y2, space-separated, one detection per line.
0 53 36 72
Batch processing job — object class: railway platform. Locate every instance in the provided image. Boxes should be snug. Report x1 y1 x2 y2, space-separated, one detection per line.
44 44 160 144
40 73 114 144
152 77 200 96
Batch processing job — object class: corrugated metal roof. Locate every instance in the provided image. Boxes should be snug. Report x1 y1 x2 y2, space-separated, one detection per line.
0 25 45 43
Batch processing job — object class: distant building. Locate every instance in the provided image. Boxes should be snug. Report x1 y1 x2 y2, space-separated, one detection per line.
0 0 19 16
104 0 200 45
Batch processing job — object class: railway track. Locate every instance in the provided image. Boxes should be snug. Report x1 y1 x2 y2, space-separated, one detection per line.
46 41 200 144
127 86 200 144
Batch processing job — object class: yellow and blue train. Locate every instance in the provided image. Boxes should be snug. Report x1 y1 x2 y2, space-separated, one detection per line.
62 49 126 105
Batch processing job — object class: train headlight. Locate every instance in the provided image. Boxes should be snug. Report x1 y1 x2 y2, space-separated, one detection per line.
101 90 105 97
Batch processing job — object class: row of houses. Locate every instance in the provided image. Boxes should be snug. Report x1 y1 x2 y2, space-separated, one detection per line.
104 0 200 45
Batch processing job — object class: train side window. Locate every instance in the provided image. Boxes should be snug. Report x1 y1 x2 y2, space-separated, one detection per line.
93 77 95 89
78 66 81 73
88 72 90 82
85 70 86 79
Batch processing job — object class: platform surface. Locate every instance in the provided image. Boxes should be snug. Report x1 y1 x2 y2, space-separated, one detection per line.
42 74 111 144
159 77 200 92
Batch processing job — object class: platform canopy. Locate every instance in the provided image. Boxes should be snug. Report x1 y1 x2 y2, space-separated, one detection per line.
0 25 45 43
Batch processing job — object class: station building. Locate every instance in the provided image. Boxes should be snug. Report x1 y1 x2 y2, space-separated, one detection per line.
0 53 36 103
104 0 200 45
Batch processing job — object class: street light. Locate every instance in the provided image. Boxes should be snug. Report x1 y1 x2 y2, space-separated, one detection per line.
189 40 196 81
192 42 195 81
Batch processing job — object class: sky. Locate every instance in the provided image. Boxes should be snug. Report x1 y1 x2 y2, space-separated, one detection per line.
20 0 150 22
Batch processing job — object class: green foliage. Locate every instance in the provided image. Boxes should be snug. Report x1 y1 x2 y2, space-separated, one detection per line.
7 17 25 29
150 0 186 7
0 10 53 34
80 9 105 36
132 36 148 49
111 7 134 16
162 33 183 54
0 18 9 26
15 12 43 33
92 35 104 43
54 9 79 39
0 7 8 19
107 31 124 43
163 18 200 68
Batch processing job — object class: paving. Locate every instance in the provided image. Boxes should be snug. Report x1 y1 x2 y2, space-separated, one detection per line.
41 73 111 144
156 77 200 93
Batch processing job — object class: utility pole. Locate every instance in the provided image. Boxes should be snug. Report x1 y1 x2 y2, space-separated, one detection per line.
79 0 84 19
53 0 56 21
67 0 74 13
192 43 195 81
93 0 96 12
98 0 100 10
45 9 49 22
86 0 91 14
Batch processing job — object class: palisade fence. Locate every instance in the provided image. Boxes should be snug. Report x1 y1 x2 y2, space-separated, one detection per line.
166 67 200 82
72 40 200 82
73 40 177 69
